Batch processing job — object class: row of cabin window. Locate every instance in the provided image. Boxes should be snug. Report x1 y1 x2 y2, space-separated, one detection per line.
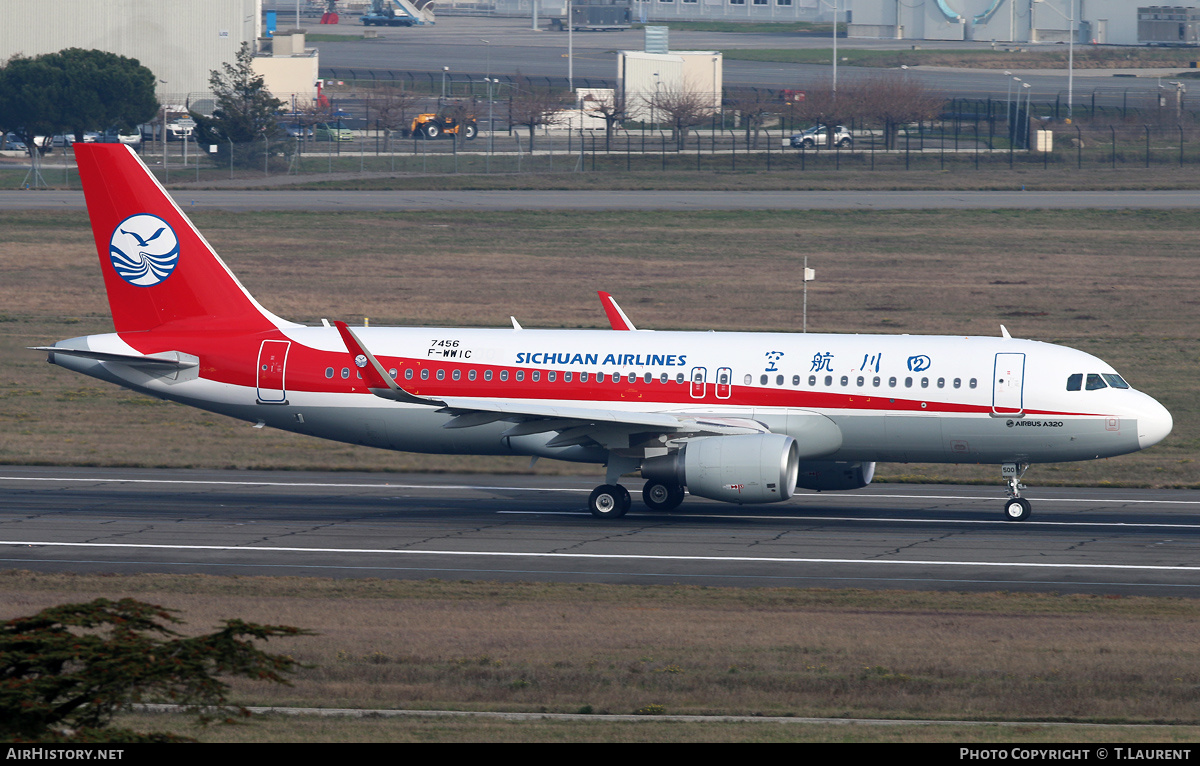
325 367 691 385
323 366 978 392
1066 373 1129 391
749 373 978 390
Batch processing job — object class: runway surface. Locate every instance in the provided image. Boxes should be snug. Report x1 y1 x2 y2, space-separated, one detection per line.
4 189 1200 212
2 466 1198 595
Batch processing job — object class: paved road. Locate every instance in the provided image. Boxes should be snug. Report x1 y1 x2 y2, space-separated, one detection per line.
313 17 1184 103
4 188 1200 212
2 467 1197 595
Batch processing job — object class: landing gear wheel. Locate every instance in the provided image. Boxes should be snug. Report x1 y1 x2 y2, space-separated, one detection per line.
642 480 684 511
422 123 441 140
1003 497 1032 522
589 484 630 519
463 123 478 140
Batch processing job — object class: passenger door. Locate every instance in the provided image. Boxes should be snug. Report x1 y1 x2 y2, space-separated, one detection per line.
992 352 1025 416
257 340 290 404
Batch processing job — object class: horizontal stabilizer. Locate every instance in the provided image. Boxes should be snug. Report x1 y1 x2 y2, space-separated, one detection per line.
30 346 199 369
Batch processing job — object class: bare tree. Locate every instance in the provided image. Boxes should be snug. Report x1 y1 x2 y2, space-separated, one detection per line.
726 88 778 149
647 78 713 150
788 74 944 150
853 73 944 150
786 86 850 148
371 87 424 150
582 89 626 151
507 74 570 151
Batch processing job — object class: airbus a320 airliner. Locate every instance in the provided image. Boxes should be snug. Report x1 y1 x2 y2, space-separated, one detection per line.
36 144 1173 520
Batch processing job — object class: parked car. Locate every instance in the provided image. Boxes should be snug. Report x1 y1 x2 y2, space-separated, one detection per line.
164 120 196 141
789 124 853 149
1 133 27 152
314 122 353 142
97 127 141 145
284 124 314 139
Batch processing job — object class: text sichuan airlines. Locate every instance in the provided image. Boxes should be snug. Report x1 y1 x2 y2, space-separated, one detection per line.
515 351 688 367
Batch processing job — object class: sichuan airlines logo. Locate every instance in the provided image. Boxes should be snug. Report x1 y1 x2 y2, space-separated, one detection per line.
109 214 180 287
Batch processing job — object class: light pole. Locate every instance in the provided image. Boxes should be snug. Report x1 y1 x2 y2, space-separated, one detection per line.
159 80 168 179
1021 81 1032 148
485 78 496 169
482 40 492 168
712 55 720 113
567 0 574 92
831 0 838 94
1005 73 1016 142
1033 0 1075 119
441 66 449 100
651 72 660 132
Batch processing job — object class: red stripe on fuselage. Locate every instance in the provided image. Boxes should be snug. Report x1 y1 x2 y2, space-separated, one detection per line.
133 329 1105 418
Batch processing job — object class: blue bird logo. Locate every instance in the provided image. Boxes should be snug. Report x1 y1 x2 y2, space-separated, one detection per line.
109 214 180 287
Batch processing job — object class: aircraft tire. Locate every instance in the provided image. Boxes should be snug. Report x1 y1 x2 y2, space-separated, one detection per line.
642 480 684 511
1003 497 1032 521
590 484 630 519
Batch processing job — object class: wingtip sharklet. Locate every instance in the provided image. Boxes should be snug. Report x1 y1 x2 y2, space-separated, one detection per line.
333 320 443 407
598 291 637 331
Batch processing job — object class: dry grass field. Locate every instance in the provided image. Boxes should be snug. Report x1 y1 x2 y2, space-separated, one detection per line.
3 206 1199 742
3 572 1199 741
1 206 1197 487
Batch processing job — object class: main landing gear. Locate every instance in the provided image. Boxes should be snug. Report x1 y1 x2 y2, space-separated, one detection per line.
1002 462 1032 521
587 480 687 518
588 484 630 518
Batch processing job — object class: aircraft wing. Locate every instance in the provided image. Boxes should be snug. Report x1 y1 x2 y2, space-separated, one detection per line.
334 321 768 449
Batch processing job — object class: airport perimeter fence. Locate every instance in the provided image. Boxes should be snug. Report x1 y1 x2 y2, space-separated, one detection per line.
116 120 1200 182
10 117 1200 189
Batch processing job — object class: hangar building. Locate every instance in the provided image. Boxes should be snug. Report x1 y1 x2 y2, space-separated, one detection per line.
0 0 317 108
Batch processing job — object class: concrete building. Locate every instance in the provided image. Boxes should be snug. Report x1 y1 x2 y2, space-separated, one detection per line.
619 50 723 120
494 0 822 23
849 0 1142 45
1138 5 1200 43
0 0 318 108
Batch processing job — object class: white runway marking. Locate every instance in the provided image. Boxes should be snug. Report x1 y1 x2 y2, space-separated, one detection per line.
3 474 1200 505
1 540 1198 573
0 475 585 493
497 510 1200 529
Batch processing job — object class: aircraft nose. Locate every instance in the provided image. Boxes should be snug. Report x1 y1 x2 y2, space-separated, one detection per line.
1136 394 1173 450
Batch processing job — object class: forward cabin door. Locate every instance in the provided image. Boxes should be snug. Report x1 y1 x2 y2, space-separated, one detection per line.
992 352 1025 416
257 340 290 404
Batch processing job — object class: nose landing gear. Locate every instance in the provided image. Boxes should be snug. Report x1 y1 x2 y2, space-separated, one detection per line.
1002 462 1031 521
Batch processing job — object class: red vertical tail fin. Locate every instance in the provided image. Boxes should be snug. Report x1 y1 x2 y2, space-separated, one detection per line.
74 144 294 334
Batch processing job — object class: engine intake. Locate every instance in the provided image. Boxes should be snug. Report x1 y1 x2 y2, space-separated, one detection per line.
643 433 800 504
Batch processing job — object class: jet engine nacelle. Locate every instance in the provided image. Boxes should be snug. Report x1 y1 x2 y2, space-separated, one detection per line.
794 461 876 492
643 433 800 504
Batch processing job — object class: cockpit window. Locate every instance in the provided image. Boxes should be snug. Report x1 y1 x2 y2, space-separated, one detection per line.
1102 373 1130 389
1085 373 1107 390
1066 373 1082 391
